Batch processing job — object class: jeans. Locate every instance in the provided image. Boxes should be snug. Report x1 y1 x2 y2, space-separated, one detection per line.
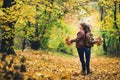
77 47 91 72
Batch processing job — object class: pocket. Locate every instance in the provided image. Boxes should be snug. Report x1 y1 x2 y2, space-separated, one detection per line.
85 47 91 52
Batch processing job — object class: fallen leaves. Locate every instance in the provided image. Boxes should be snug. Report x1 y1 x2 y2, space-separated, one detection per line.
0 51 120 80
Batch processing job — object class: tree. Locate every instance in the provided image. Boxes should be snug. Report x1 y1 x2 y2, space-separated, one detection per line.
29 0 70 50
29 0 92 50
0 0 16 55
98 0 108 53
0 0 36 54
97 0 120 56
113 0 118 29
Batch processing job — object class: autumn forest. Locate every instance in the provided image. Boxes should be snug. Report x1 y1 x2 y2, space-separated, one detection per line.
0 0 120 80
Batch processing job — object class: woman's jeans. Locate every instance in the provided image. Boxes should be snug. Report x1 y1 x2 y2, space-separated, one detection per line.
77 47 91 72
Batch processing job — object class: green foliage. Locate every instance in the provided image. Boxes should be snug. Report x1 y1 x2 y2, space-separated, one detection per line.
47 22 74 55
25 0 91 51
1 0 119 57
97 0 120 56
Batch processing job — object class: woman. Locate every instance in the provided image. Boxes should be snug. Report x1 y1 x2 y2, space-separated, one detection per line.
70 23 97 75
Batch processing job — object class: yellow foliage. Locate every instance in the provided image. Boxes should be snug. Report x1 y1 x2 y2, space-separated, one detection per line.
0 1 36 25
46 7 53 12
0 0 3 7
3 25 11 31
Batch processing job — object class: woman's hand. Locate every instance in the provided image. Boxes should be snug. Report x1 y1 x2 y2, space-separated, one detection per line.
95 37 103 46
65 36 72 46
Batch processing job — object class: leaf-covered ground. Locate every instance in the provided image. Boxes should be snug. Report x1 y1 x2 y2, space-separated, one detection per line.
0 51 120 80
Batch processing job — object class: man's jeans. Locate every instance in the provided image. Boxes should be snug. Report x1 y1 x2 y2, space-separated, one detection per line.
77 47 91 71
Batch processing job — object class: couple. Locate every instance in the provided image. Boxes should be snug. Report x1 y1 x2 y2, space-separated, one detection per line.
69 23 100 75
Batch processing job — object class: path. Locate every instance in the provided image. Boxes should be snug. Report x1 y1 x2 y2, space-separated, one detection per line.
0 51 120 80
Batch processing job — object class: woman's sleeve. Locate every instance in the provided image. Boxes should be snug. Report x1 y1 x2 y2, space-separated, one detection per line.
89 33 97 44
70 31 84 42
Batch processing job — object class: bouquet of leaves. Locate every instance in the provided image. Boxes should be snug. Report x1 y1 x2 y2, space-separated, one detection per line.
65 36 72 46
96 37 103 46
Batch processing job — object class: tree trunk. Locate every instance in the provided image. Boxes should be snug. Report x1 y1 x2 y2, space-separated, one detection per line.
100 6 104 21
114 1 119 56
21 22 30 52
22 39 26 52
0 0 16 55
114 1 119 29
1 23 15 55
119 4 120 13
117 4 120 54
30 40 40 50
102 33 107 54
30 9 48 50
118 37 120 55
2 0 15 8
30 22 40 50
100 5 107 53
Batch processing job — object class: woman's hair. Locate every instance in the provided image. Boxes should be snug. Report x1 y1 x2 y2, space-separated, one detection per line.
80 23 91 33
